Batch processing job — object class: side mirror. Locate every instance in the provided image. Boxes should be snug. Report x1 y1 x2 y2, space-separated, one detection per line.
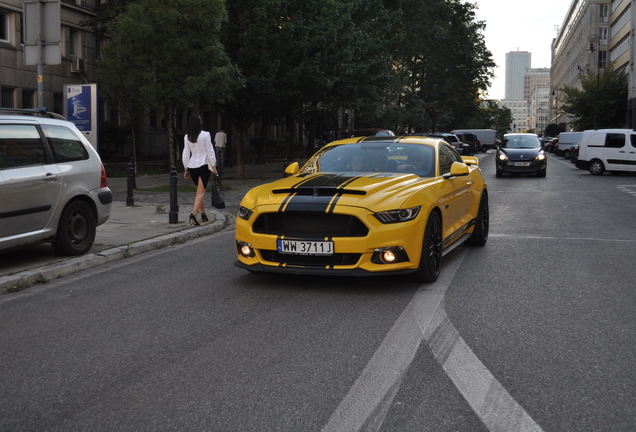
284 162 300 177
460 156 479 166
443 162 470 179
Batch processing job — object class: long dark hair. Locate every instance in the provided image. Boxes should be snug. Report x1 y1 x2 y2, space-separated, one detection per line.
187 115 202 143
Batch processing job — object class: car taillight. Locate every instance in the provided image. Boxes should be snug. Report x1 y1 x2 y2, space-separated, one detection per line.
100 164 108 188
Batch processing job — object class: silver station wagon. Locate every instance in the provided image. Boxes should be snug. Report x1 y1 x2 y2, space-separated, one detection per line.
0 108 112 255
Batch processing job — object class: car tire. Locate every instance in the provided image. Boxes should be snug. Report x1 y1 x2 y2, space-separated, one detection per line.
466 193 489 246
52 200 96 256
563 150 571 159
496 170 502 178
411 211 442 283
536 169 546 177
481 145 488 153
589 159 605 175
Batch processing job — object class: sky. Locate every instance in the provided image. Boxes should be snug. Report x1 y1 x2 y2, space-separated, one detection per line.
474 0 573 99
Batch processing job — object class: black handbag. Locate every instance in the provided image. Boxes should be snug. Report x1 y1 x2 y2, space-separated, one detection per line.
211 175 225 209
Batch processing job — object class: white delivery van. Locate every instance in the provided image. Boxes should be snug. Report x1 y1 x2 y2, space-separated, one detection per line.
575 129 636 175
452 129 496 152
555 131 583 159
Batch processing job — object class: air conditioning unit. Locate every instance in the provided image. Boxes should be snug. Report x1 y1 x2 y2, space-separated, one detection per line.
70 57 87 73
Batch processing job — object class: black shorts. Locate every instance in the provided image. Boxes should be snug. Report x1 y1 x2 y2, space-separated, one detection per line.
189 165 211 188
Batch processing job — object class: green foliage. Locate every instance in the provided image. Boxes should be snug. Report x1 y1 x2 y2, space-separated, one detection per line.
544 123 564 137
560 66 628 130
97 0 244 165
99 121 131 159
96 0 496 162
386 0 495 132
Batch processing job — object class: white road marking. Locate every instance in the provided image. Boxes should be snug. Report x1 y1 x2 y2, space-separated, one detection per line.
322 249 544 432
617 184 636 196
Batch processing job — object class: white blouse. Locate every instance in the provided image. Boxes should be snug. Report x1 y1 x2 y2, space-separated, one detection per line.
182 130 216 169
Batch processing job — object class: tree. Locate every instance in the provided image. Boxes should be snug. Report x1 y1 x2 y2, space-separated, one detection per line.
560 66 628 131
544 123 564 138
98 0 243 168
223 0 396 175
385 0 495 132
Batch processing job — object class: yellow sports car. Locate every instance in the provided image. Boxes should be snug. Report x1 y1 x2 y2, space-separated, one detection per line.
235 136 489 282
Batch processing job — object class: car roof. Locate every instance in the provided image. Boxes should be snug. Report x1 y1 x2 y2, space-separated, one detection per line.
329 135 446 148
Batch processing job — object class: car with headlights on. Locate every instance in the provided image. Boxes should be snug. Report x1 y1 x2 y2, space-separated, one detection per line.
235 136 489 282
496 133 547 177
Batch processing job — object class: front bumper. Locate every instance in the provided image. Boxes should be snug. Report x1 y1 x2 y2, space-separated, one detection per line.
235 207 427 275
497 160 546 174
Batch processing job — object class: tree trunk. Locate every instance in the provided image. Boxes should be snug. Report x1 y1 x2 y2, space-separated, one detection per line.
234 122 245 180
167 106 177 169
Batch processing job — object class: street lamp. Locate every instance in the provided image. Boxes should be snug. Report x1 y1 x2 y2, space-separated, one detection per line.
589 34 600 129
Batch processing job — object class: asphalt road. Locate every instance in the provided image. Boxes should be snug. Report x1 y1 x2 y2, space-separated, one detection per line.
0 152 635 431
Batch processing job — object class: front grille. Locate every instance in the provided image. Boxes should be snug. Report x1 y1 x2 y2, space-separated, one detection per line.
260 250 361 266
252 212 368 237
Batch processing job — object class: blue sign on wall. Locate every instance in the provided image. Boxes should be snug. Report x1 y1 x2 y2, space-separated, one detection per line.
64 84 98 150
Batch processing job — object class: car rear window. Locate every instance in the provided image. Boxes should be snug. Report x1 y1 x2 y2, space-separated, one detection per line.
42 124 89 162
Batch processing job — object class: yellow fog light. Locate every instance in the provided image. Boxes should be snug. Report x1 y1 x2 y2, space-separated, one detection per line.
382 250 397 263
372 246 409 264
237 241 255 258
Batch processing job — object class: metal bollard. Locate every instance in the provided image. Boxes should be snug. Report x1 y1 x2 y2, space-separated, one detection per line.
126 160 134 207
169 166 179 224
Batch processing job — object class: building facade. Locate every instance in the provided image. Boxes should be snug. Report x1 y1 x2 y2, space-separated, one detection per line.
550 0 610 131
499 100 529 133
505 51 531 100
0 0 98 113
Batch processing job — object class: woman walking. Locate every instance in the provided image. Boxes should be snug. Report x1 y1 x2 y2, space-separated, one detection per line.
182 115 217 225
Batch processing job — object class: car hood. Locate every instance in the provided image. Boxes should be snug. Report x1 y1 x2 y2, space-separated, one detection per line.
500 148 541 159
240 172 435 212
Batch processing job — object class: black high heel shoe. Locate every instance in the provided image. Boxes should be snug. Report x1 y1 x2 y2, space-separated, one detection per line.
200 213 209 222
189 213 200 226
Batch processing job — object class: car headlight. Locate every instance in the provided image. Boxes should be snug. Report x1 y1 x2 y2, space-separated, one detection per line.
238 206 253 220
535 151 546 160
374 206 421 224
498 152 508 161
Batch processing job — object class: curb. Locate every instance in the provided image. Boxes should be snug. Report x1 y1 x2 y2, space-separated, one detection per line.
0 213 232 294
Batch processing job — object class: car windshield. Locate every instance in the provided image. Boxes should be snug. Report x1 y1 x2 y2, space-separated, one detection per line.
503 135 541 149
300 142 436 177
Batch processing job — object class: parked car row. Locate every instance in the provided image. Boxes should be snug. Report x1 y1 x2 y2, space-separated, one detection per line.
543 129 636 175
350 129 496 156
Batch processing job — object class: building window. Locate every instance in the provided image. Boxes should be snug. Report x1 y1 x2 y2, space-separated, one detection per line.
1 88 15 107
599 51 607 69
53 92 63 115
63 27 82 58
600 4 609 23
0 11 10 43
22 90 35 108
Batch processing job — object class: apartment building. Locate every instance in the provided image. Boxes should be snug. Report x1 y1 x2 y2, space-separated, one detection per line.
0 0 98 112
550 0 610 131
499 100 529 133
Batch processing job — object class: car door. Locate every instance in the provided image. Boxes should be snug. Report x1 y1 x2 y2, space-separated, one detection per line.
0 124 62 241
436 145 473 243
603 132 631 171
629 134 636 171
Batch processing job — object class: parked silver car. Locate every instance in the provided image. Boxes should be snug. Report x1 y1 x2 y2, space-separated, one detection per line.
0 108 112 255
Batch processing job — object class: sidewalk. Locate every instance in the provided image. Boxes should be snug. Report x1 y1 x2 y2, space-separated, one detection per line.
0 162 287 294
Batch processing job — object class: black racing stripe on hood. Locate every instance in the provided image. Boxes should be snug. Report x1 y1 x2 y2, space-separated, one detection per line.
279 173 363 213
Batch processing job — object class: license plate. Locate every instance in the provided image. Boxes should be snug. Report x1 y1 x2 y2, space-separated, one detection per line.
277 239 334 255
514 162 530 166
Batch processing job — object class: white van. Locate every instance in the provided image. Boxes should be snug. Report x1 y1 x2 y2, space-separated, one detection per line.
575 129 636 175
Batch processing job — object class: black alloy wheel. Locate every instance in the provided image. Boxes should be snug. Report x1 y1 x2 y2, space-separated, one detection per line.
411 211 442 283
466 193 489 246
